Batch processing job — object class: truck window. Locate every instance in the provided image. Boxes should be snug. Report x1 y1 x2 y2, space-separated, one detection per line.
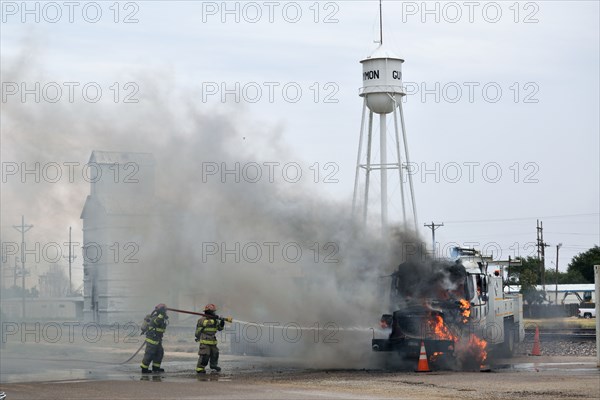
465 275 474 300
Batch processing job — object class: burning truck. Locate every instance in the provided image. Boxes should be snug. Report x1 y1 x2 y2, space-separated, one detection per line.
372 247 524 369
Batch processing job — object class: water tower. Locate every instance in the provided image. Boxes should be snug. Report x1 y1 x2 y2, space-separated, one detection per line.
352 1 418 233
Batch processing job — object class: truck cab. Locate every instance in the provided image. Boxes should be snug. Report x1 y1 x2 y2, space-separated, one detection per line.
456 248 525 353
372 247 525 363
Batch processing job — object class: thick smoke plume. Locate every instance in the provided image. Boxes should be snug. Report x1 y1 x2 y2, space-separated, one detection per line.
2 47 430 368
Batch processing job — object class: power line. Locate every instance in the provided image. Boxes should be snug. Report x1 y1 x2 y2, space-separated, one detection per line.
444 213 599 224
545 232 599 236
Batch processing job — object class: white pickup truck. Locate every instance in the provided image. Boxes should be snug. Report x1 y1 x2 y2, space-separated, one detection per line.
578 303 596 319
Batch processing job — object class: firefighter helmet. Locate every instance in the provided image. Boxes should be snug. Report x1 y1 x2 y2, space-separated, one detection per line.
204 303 217 312
155 303 167 311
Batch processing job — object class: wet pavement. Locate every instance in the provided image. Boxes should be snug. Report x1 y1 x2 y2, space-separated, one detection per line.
1 354 599 399
1 333 599 399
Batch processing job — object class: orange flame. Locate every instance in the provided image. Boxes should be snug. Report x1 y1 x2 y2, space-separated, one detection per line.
468 334 488 363
459 299 471 323
427 315 457 341
429 351 444 362
426 309 487 366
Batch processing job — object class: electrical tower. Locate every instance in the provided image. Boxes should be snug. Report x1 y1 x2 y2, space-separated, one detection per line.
536 219 549 290
12 215 33 318
63 226 77 296
424 222 444 258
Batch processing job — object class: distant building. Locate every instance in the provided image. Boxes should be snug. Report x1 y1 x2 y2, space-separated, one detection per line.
80 151 156 323
1 297 83 320
505 284 595 304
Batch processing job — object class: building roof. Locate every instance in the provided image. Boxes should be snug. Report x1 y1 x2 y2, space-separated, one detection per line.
505 284 595 293
89 151 155 165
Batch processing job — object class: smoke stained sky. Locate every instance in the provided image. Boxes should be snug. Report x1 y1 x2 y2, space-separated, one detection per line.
1 1 599 297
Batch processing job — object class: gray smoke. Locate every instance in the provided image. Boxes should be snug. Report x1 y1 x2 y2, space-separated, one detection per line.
1 45 428 369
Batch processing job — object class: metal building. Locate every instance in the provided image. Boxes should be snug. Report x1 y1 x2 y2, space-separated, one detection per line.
505 284 596 304
80 151 156 323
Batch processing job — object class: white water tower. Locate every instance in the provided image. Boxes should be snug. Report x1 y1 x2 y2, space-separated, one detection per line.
352 2 418 233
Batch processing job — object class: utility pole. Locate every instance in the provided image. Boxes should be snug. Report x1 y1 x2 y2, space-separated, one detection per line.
13 257 19 288
555 243 562 304
13 215 33 319
424 222 444 258
536 220 550 291
63 226 77 296
594 265 599 368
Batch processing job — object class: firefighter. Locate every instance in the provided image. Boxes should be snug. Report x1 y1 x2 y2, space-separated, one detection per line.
195 303 224 373
140 303 169 374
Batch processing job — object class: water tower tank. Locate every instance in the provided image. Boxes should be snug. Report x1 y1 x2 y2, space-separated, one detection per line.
359 46 405 114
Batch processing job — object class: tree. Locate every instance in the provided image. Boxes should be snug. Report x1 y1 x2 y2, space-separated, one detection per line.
508 256 540 284
0 285 39 299
519 269 546 304
567 246 600 283
545 268 586 285
511 256 546 304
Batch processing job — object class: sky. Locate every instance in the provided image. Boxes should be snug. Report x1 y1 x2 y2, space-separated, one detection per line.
1 0 599 289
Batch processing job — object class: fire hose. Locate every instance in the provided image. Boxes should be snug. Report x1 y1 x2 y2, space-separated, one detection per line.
119 341 147 364
14 307 235 367
166 307 234 323
117 307 233 364
119 308 233 362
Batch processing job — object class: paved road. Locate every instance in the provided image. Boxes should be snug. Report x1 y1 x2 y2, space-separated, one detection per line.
1 356 598 399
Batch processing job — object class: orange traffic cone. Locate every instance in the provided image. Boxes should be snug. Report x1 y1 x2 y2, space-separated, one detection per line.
530 326 541 356
415 341 431 372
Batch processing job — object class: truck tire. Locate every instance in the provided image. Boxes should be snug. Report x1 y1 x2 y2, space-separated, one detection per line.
584 313 592 319
500 319 516 357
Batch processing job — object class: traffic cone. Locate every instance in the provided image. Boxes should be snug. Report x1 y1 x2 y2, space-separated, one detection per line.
530 326 541 356
415 341 431 372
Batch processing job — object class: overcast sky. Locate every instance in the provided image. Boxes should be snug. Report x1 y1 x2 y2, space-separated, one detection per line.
1 1 599 285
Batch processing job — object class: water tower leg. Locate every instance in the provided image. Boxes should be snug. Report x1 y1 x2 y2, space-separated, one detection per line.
398 102 418 231
393 104 407 226
363 111 374 225
352 98 368 216
380 114 388 234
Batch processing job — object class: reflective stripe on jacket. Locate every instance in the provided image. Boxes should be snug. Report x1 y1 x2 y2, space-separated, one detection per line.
196 316 223 345
146 312 168 343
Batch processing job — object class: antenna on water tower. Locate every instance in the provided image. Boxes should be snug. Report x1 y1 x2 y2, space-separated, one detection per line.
379 0 383 45
352 0 418 235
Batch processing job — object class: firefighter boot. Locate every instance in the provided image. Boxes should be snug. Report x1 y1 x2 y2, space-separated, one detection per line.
210 351 220 372
152 366 165 373
141 367 152 374
196 367 206 374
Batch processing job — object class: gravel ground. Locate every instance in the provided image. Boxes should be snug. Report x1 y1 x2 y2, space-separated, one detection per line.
516 339 597 357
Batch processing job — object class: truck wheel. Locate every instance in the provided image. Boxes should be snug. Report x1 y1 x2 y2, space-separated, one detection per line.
584 313 592 319
500 321 516 357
